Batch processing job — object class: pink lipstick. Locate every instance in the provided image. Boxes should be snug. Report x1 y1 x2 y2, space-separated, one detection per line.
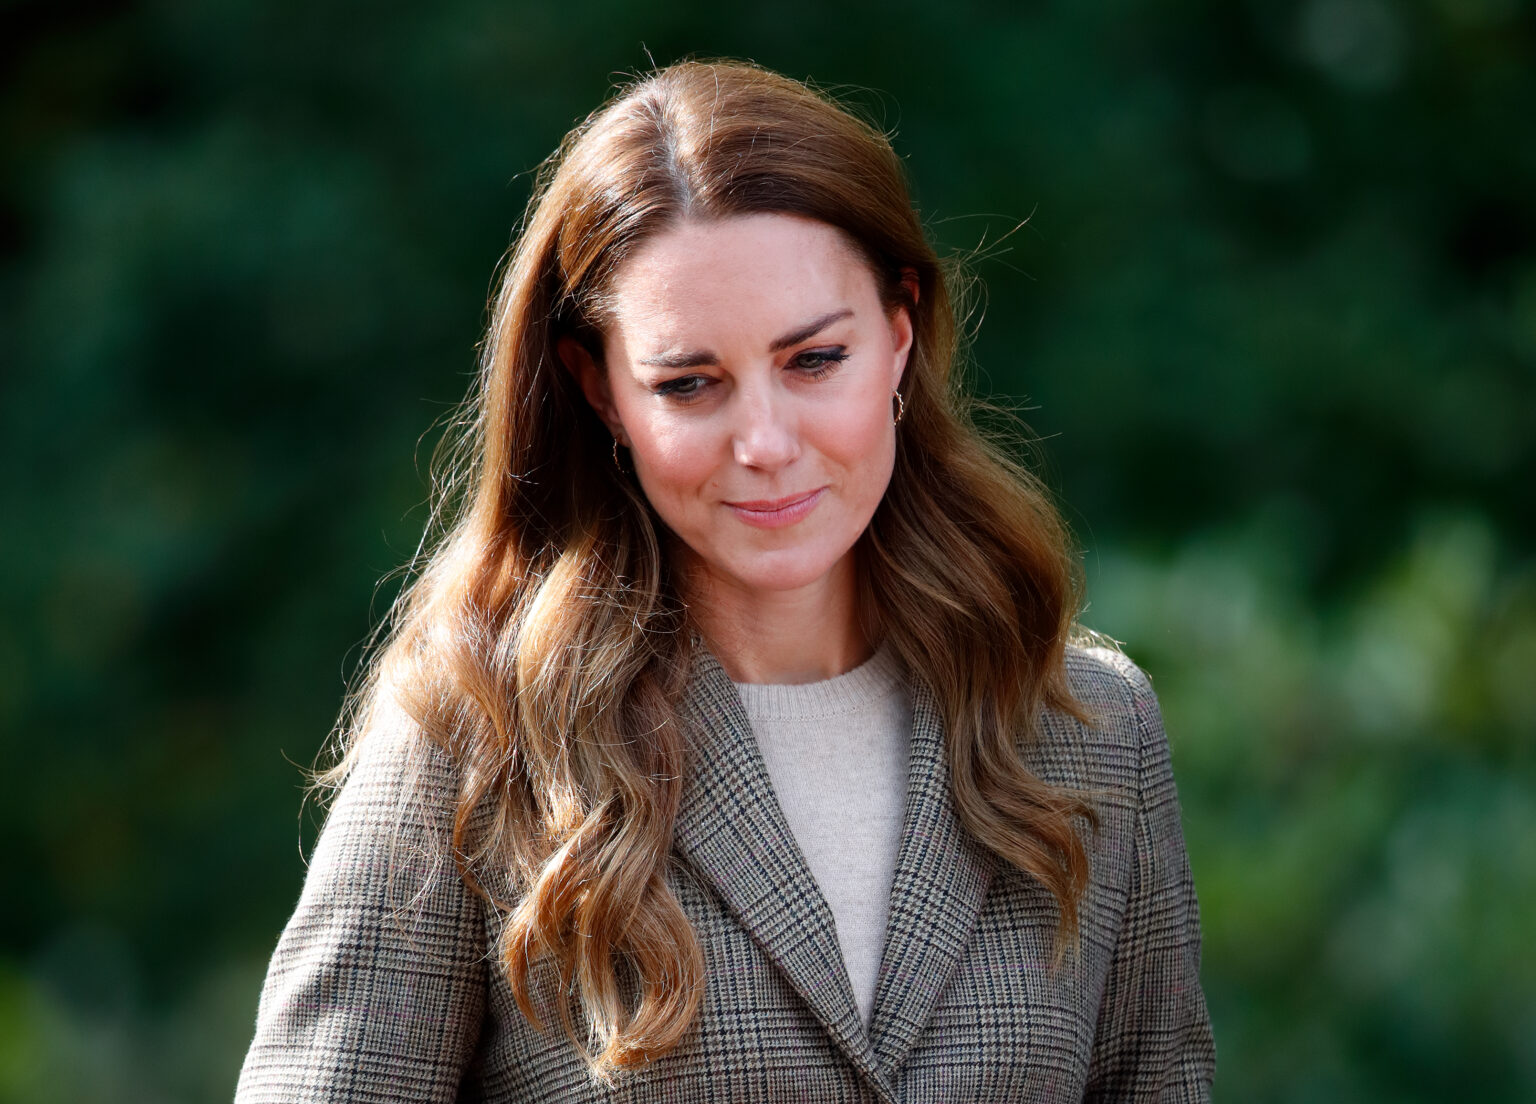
724 487 827 529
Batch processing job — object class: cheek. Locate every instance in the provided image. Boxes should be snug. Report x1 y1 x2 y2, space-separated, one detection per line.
831 387 895 458
628 416 723 510
809 394 897 500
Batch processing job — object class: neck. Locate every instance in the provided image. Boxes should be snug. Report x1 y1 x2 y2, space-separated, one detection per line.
684 553 872 685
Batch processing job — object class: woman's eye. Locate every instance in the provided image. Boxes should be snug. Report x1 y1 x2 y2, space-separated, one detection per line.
654 375 710 399
791 347 850 376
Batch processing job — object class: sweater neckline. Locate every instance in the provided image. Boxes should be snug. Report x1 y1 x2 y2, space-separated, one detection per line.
731 643 902 720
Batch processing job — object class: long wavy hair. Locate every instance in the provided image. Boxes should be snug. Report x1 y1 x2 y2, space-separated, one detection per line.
328 58 1097 1078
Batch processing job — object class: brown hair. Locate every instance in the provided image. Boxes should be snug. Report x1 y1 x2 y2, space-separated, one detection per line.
329 58 1096 1078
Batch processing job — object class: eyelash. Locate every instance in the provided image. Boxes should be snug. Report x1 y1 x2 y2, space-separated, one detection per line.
654 376 708 398
651 347 850 400
792 347 850 378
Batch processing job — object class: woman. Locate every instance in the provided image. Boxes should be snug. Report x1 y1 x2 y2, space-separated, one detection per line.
237 59 1215 1102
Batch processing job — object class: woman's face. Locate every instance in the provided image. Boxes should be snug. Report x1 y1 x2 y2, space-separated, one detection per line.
564 213 913 604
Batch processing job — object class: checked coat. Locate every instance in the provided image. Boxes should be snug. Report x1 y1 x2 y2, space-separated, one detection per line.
236 645 1215 1102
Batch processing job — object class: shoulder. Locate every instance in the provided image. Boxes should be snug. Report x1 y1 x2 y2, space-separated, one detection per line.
325 696 458 842
308 691 473 908
335 692 458 807
1027 643 1165 793
1063 642 1158 732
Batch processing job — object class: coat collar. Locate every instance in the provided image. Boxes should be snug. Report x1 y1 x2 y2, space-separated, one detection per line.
672 648 997 1095
867 677 998 1079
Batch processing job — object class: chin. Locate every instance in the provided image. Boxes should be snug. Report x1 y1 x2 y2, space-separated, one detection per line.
722 545 852 595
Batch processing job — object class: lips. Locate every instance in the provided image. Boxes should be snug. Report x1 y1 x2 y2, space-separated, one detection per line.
724 487 827 528
726 489 821 512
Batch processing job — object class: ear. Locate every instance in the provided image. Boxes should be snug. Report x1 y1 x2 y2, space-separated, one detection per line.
557 336 627 445
886 301 915 392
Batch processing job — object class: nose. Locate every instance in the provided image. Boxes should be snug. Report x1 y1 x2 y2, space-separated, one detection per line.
731 386 800 471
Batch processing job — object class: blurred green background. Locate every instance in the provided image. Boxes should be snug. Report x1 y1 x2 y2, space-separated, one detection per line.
4 0 1533 1100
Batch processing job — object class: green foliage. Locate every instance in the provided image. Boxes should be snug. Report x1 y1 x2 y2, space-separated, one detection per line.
3 0 1532 1100
1088 509 1536 1100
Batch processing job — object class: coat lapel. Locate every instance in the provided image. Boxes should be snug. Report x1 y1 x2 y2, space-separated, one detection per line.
672 650 895 1101
868 678 998 1079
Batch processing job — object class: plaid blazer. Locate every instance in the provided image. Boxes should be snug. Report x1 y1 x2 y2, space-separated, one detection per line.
236 645 1214 1102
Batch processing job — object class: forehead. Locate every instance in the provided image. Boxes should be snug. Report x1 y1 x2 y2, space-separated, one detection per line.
604 214 880 343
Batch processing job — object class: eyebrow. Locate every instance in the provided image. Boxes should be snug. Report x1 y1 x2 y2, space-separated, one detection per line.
637 308 853 369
